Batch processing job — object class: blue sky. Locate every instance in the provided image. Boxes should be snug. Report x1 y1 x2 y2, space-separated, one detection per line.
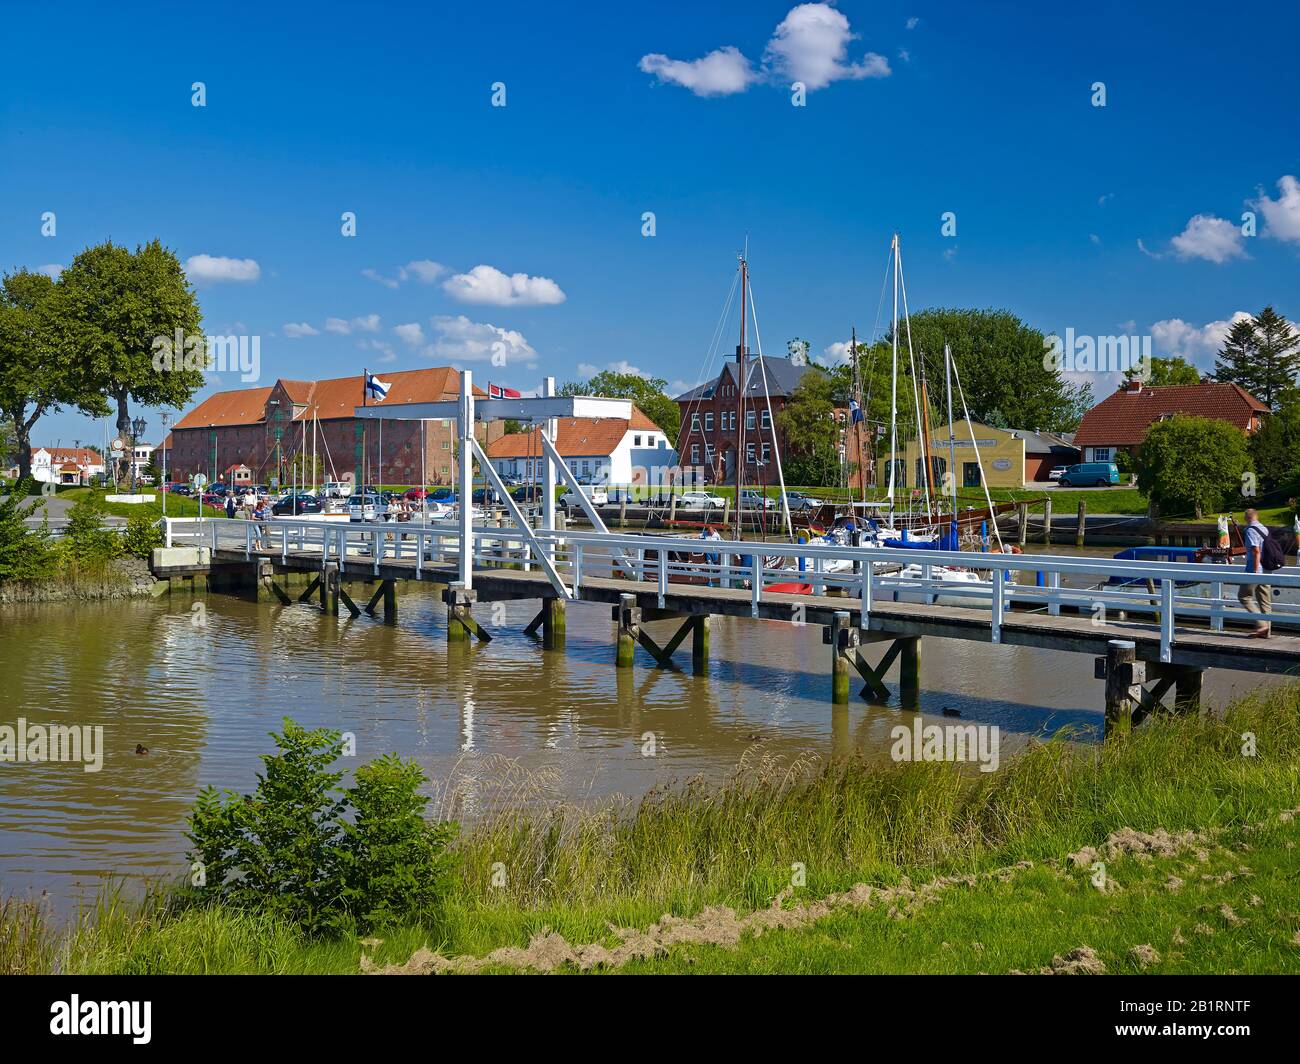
3 0 1298 446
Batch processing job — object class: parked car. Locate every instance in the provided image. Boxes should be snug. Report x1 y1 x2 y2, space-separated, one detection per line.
559 485 608 511
403 487 429 501
319 481 353 498
738 489 776 510
1059 462 1120 487
271 493 323 516
428 487 455 504
511 484 544 504
679 491 727 510
348 492 393 522
1048 466 1068 482
169 482 191 496
781 491 823 512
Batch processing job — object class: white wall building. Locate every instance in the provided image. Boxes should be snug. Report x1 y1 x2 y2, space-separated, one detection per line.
485 407 676 486
12 447 107 485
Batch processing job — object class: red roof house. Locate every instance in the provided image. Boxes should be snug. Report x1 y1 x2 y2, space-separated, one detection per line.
1073 380 1267 462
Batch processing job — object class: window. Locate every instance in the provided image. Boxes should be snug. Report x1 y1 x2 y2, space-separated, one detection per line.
691 414 701 431
704 412 714 432
761 442 771 463
691 444 700 464
745 410 755 431
634 435 641 446
963 462 981 488
1093 447 1112 462
746 443 755 462
761 409 771 429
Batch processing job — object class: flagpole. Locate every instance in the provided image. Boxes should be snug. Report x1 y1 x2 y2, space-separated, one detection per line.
362 368 368 490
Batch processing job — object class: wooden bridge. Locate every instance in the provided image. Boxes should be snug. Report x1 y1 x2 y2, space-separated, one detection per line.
155 513 1300 736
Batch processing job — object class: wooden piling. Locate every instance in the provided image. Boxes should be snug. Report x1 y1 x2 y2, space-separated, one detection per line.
1103 639 1142 738
1076 499 1086 549
321 562 340 616
1174 668 1204 715
899 636 921 708
1017 502 1029 547
1043 496 1052 547
543 596 566 649
382 579 396 623
691 614 709 674
616 593 639 668
831 611 852 704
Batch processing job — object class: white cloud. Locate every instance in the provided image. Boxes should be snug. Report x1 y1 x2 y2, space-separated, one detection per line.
442 265 566 307
639 46 758 97
1150 311 1253 369
639 3 889 97
424 315 536 363
817 340 853 367
283 322 319 338
325 314 381 335
361 268 399 289
36 264 63 279
898 48 910 62
1251 174 1300 244
576 362 601 377
185 254 260 284
393 322 426 347
906 16 920 30
1089 233 1102 245
358 338 397 363
399 260 447 283
764 3 890 89
1098 192 1114 206
579 360 645 378
1170 214 1247 264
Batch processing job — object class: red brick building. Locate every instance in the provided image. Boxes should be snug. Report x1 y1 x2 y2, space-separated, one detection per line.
163 368 502 488
1073 380 1267 463
674 351 873 488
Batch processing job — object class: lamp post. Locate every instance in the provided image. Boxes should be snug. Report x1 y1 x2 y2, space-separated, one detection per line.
160 411 172 516
130 415 147 493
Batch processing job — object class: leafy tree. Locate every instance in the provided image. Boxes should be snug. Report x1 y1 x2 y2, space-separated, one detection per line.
777 370 842 486
559 370 680 442
1212 306 1300 409
0 479 53 583
1136 415 1251 519
0 270 110 480
1125 355 1201 386
55 240 205 485
893 308 1093 432
1248 398 1300 493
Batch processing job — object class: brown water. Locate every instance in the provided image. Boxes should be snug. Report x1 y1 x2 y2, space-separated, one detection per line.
0 572 1285 911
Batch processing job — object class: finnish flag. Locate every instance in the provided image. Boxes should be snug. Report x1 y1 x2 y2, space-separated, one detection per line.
365 373 391 401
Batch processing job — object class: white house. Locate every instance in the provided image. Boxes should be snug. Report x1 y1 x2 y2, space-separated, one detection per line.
12 447 107 485
485 406 676 486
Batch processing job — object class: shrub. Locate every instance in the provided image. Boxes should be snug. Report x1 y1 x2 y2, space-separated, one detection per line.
0 478 54 583
120 514 163 558
63 495 120 562
186 720 456 935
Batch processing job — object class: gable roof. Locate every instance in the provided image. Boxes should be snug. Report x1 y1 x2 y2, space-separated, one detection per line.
486 407 661 459
675 357 817 402
172 368 484 430
1074 381 1267 447
34 447 103 466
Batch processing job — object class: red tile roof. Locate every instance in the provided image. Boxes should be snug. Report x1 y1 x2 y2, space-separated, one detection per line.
37 447 104 466
487 407 661 458
1074 381 1267 447
172 368 485 430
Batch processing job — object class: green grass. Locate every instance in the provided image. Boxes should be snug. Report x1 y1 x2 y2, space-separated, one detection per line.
6 684 1300 974
53 486 225 521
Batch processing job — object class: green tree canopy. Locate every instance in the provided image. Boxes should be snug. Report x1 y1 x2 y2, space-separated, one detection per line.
777 370 842 486
1125 355 1202 386
1212 306 1300 409
1136 414 1251 519
1249 397 1300 493
558 369 680 441
0 269 109 480
55 240 205 482
887 308 1093 432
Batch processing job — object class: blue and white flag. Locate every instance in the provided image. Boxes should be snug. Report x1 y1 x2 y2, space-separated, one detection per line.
365 373 391 401
849 398 865 425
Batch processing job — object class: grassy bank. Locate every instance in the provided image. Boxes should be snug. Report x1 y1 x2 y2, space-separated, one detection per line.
5 685 1299 974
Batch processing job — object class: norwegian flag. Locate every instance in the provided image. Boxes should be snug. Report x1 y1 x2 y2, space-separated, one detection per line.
489 384 521 399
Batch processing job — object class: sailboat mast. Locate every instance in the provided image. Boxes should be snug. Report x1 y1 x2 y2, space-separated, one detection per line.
735 253 747 542
944 344 957 516
887 236 899 518
919 373 936 519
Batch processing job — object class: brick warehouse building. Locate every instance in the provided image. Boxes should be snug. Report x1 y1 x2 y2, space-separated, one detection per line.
163 367 503 488
674 350 873 489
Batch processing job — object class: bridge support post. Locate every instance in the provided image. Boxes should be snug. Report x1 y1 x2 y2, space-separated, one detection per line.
1173 668 1204 715
1101 639 1143 739
899 637 921 708
445 585 485 642
691 615 709 674
616 593 639 668
321 563 340 616
542 597 566 649
363 579 397 622
830 611 856 704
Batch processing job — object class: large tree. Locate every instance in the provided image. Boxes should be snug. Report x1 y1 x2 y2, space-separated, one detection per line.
1136 414 1251 519
1249 396 1300 493
890 308 1093 432
1212 306 1300 409
559 369 680 442
55 240 205 484
0 269 109 480
777 370 842 486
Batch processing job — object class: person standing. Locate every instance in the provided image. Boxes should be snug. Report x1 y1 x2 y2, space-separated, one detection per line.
224 492 236 519
1239 507 1273 639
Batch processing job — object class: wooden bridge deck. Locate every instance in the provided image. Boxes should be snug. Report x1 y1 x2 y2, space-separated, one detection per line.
206 546 1300 676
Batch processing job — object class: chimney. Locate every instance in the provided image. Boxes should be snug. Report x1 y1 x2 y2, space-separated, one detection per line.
1123 379 1143 395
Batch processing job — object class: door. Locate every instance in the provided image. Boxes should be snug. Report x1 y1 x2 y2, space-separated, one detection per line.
963 462 981 488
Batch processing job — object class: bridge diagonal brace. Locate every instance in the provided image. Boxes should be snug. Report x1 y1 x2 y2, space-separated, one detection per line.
470 436 573 601
297 575 321 603
523 607 546 636
268 580 293 606
634 628 681 670
337 587 362 618
1131 675 1177 728
849 648 892 702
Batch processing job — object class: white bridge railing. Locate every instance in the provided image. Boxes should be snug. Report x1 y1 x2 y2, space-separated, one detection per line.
164 516 1300 663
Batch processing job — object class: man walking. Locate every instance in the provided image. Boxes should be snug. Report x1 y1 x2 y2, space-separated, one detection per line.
1239 507 1273 639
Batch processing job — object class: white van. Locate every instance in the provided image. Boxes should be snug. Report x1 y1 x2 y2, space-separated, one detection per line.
320 481 353 499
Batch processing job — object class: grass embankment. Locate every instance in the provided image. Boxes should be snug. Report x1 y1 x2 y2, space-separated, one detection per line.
51 486 222 521
5 684 1299 975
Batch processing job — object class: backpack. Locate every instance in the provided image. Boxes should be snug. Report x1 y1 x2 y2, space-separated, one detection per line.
1261 531 1286 572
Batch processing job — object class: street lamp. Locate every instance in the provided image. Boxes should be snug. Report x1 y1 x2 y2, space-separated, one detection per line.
160 411 172 515
130 416 147 492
